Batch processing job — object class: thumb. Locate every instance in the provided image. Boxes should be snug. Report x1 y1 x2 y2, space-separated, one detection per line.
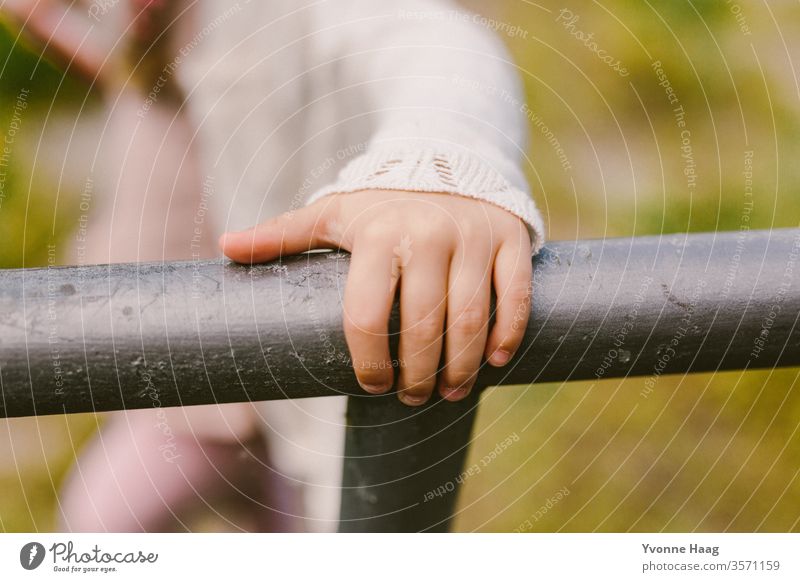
219 202 333 264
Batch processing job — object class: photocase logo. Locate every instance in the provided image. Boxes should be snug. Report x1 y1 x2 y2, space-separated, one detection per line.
20 542 46 570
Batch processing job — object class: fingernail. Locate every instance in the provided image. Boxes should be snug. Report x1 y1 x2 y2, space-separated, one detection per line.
489 349 511 366
399 393 428 406
442 387 469 402
361 383 391 395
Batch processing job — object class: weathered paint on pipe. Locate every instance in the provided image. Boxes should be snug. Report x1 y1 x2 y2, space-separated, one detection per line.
0 228 799 419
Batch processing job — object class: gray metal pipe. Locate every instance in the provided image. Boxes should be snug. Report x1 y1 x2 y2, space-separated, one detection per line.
1 228 798 419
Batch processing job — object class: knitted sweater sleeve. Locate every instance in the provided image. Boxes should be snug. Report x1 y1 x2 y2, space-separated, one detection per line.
304 0 546 254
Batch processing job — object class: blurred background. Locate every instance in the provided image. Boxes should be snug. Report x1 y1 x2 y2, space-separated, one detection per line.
1 0 798 532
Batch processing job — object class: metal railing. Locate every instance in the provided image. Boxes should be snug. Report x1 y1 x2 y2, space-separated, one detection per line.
1 228 798 531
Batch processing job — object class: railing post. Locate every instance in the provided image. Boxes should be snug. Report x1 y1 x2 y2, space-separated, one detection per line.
338 390 481 533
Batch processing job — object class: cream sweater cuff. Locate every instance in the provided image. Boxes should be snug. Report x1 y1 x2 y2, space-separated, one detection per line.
306 141 546 255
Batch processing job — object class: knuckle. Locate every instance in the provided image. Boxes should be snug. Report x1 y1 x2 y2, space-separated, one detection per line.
311 207 334 242
454 217 479 241
360 221 394 244
403 313 444 342
496 211 527 236
514 219 532 245
504 282 533 334
505 279 533 305
449 306 488 337
418 222 452 246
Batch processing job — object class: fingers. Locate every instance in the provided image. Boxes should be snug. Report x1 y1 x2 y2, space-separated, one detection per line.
485 232 533 367
343 237 397 394
437 245 493 402
218 191 534 407
219 200 336 264
395 248 448 406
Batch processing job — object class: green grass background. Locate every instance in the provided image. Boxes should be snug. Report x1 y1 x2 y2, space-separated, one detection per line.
1 0 798 531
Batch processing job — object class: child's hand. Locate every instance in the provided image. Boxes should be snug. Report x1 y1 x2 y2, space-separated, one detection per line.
220 190 532 406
